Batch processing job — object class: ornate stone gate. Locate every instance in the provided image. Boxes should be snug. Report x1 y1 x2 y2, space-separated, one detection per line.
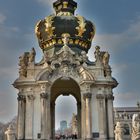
13 0 118 140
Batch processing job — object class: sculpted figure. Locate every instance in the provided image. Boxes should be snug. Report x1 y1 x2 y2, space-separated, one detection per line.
102 52 110 66
94 46 101 63
5 124 16 140
19 54 27 77
114 122 125 140
62 33 70 46
81 51 87 63
132 114 140 140
19 52 29 77
29 48 36 63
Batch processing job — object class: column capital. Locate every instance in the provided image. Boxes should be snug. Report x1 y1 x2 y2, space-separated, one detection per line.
40 93 48 99
96 94 105 99
27 95 35 101
106 94 114 100
17 95 26 101
83 93 92 99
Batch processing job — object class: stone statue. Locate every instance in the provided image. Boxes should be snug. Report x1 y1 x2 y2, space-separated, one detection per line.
102 52 110 66
19 53 28 77
29 48 36 64
81 51 87 63
94 46 101 63
5 124 16 140
114 122 125 140
132 114 140 140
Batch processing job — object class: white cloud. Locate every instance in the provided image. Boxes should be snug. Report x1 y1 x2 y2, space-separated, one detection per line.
0 13 6 24
92 17 140 53
114 92 140 107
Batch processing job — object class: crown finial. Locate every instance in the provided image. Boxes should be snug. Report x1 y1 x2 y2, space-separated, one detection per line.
53 0 77 15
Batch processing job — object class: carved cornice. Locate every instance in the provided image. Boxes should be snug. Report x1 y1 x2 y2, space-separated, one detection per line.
40 93 48 99
96 94 105 99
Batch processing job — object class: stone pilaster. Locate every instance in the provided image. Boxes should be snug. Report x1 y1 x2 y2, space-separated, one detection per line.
84 93 92 140
81 94 86 139
17 94 26 140
25 95 35 139
107 94 115 140
51 102 55 140
40 93 48 139
96 94 107 139
77 102 81 139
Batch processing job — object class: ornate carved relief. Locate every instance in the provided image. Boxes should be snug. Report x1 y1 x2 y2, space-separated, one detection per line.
27 95 35 101
28 48 36 64
83 93 92 99
132 114 140 140
114 122 125 140
17 95 26 101
40 93 48 99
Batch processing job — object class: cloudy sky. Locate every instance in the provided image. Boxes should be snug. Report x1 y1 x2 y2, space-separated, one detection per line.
0 0 140 128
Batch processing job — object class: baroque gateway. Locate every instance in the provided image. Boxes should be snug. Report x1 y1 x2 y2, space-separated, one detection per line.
13 0 119 140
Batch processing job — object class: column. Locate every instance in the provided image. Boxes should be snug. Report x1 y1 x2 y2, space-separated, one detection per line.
17 95 26 140
107 94 115 140
81 94 86 139
25 95 35 139
40 93 48 139
77 102 81 139
84 93 92 140
51 102 55 139
96 94 107 139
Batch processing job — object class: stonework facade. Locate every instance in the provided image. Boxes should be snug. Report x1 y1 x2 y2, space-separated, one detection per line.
12 0 118 140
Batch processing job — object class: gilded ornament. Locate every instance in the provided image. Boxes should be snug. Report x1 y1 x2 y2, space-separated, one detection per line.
75 39 79 44
35 20 42 40
57 12 73 16
63 1 68 8
58 39 62 44
52 39 56 44
88 24 95 41
69 39 73 44
79 41 83 46
45 15 55 38
76 15 86 37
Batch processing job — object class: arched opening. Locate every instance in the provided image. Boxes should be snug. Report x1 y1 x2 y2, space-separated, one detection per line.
55 95 77 139
50 77 81 139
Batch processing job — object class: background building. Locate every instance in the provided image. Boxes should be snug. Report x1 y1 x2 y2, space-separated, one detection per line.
60 121 67 134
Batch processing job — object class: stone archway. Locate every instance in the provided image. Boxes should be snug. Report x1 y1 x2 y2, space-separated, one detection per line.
50 77 81 139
